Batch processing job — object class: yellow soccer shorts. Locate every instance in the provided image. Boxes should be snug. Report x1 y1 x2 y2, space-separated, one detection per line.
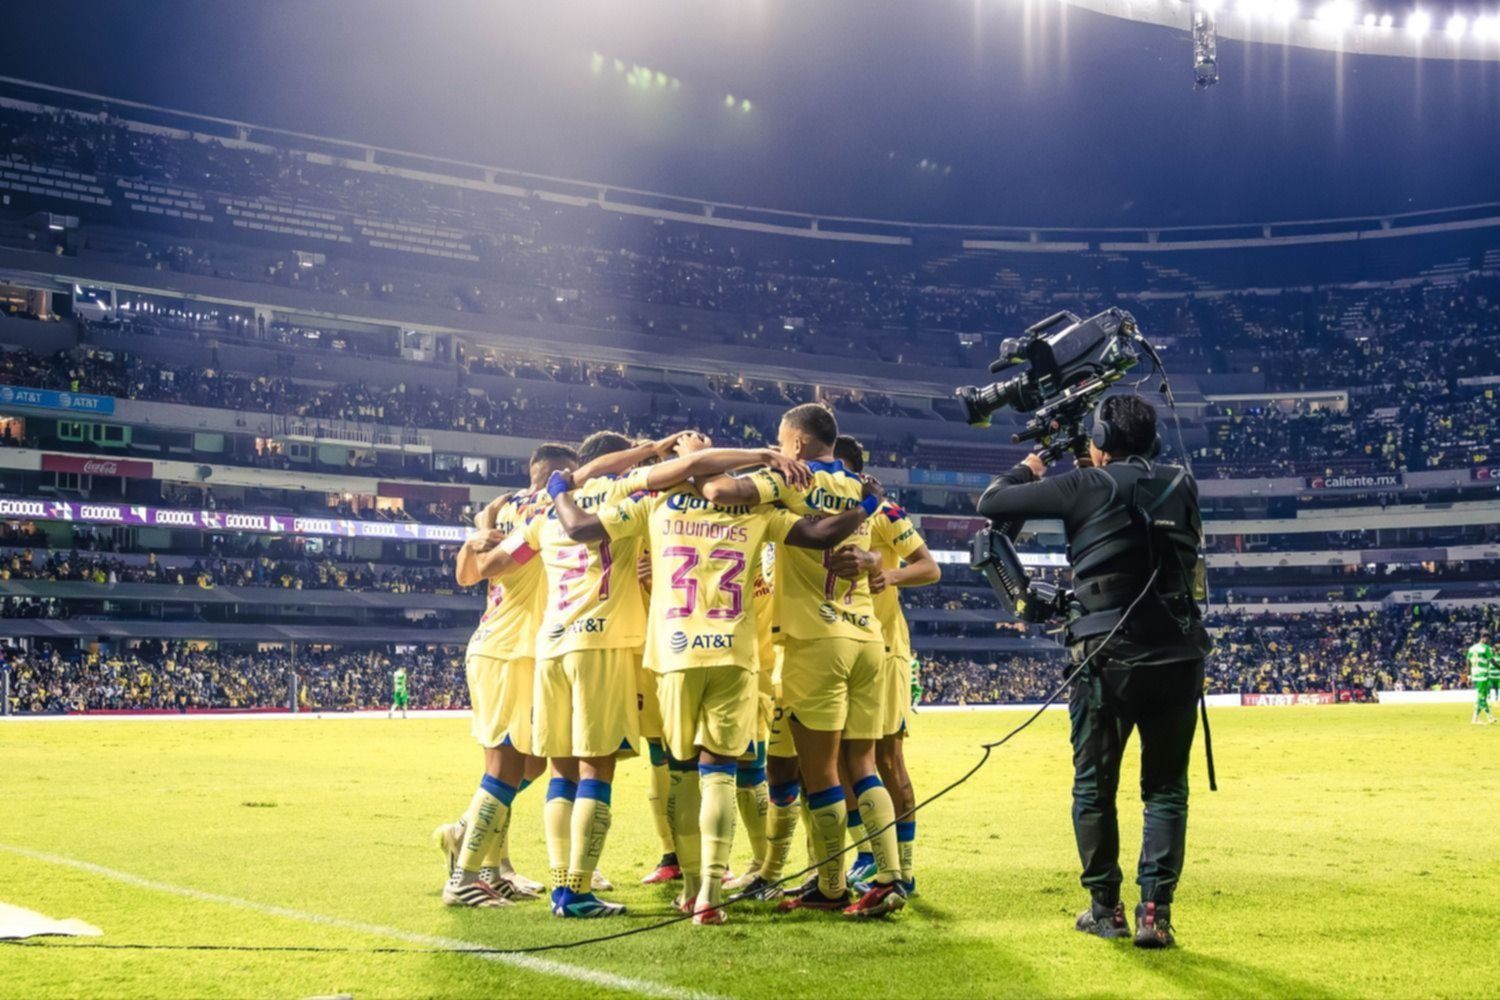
880 651 912 739
778 635 885 740
656 664 757 761
533 647 641 760
766 645 796 759
466 654 535 752
637 658 664 741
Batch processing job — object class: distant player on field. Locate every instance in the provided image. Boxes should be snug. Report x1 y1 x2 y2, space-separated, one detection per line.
1469 631 1495 725
389 665 408 719
552 452 878 923
830 435 940 896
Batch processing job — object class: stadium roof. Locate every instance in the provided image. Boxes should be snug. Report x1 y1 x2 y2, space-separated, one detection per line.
4 2 1497 229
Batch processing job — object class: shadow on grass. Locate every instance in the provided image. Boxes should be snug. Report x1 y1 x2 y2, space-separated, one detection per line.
1140 947 1340 1000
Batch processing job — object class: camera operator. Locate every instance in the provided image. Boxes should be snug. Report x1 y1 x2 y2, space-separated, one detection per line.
975 394 1211 950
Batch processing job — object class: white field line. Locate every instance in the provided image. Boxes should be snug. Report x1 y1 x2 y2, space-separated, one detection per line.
0 844 727 1000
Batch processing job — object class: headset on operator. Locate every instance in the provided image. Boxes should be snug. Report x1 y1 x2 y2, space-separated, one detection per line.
956 307 1215 948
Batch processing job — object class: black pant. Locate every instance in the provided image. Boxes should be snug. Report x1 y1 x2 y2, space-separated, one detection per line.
1067 651 1204 905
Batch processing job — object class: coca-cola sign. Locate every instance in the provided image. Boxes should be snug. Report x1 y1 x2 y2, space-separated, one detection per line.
41 454 154 479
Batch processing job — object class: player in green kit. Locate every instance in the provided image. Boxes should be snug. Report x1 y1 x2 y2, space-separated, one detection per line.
1469 631 1495 725
390 666 409 719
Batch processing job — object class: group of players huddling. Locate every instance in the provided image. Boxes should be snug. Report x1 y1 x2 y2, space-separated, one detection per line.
431 403 941 923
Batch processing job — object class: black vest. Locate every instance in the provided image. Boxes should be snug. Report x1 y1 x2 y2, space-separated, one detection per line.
1064 458 1204 647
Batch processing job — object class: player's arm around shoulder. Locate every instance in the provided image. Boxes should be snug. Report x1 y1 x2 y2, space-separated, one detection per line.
699 451 809 507
880 502 942 589
781 474 884 550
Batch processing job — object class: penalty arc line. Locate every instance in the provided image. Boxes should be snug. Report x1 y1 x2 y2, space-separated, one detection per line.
0 844 728 1000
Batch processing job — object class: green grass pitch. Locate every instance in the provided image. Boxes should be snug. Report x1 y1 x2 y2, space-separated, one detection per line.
1 704 1496 999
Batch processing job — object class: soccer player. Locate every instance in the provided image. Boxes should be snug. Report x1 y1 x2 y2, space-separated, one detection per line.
389 665 408 719
700 403 906 918
436 443 578 908
830 434 940 895
1469 630 1495 725
551 461 880 924
488 434 811 918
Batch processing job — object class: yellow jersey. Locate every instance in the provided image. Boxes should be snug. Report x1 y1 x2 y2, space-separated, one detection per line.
867 500 927 661
748 460 882 644
752 542 776 697
599 486 800 673
466 489 548 661
505 470 650 660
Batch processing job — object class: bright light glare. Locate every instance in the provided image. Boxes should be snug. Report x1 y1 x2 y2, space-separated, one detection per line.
1362 12 1376 24
1316 0 1357 27
1380 12 1394 25
1446 12 1468 35
1474 14 1494 38
1407 8 1430 34
1272 0 1299 19
1238 0 1270 15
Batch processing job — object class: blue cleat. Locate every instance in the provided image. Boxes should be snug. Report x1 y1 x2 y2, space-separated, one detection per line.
553 888 627 918
846 852 876 885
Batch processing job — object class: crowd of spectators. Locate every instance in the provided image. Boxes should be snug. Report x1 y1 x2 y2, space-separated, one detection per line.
4 103 1499 479
5 606 1491 712
915 605 1494 704
0 548 455 593
2 642 465 713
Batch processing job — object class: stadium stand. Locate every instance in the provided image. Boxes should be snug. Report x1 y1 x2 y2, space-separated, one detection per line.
2 80 1499 712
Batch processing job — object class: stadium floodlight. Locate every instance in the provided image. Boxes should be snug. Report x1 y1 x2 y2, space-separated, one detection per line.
1475 14 1494 38
1408 8 1431 34
1238 0 1270 17
1380 12 1394 25
1271 0 1300 21
1315 0 1357 28
724 93 735 107
1362 12 1376 24
1447 13 1468 35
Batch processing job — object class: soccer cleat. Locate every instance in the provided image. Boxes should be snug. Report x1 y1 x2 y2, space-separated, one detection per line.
442 878 513 908
783 874 819 900
732 875 782 902
553 889 626 918
482 868 539 901
1075 900 1131 939
641 854 682 885
775 886 851 913
725 861 762 891
591 870 615 892
1134 902 1175 949
852 875 917 897
497 869 545 897
843 880 907 919
846 852 877 885
432 820 464 878
692 905 728 926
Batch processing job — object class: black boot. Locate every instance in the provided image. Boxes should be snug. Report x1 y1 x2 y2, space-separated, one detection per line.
1134 901 1175 949
1075 896 1130 939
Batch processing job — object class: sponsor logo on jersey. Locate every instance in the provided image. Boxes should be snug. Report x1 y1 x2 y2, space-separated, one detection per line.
818 603 872 629
664 493 753 516
550 617 609 640
804 486 860 513
669 630 735 653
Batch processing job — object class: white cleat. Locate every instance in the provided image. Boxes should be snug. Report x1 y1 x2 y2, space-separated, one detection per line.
484 868 541 900
591 870 615 892
442 878 514 908
497 867 546 897
725 861 763 891
432 820 465 879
